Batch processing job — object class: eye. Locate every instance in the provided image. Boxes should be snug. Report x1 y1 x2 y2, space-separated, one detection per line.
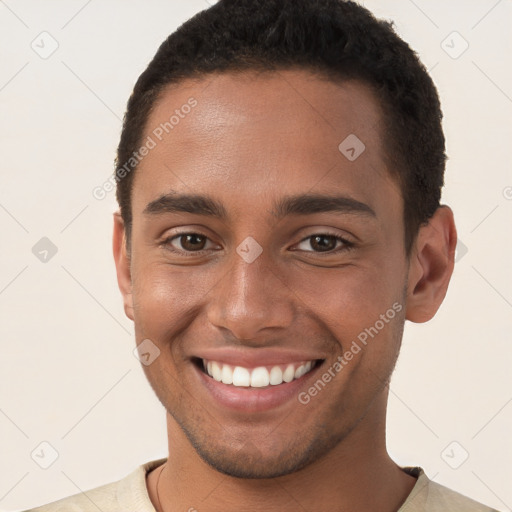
294 233 354 254
162 232 218 254
161 231 354 257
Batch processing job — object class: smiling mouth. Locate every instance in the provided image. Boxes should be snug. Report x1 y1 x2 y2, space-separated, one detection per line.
193 358 323 388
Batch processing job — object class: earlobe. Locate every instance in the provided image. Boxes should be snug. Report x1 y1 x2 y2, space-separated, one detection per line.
112 212 134 321
405 206 457 323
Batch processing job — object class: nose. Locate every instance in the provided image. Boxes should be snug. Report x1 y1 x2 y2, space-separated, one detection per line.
206 247 295 342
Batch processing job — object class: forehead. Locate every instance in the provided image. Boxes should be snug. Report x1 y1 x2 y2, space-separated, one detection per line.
132 69 401 222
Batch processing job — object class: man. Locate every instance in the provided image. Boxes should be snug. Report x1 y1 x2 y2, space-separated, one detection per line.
26 0 500 510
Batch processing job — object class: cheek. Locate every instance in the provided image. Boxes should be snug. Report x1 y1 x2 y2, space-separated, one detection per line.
130 261 213 340
130 238 406 353
286 259 406 383
290 263 402 333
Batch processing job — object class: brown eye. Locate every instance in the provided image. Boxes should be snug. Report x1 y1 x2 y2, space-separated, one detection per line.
309 235 338 252
295 233 354 254
163 232 217 255
178 234 207 251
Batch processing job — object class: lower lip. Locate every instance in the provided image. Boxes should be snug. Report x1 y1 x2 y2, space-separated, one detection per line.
194 362 323 413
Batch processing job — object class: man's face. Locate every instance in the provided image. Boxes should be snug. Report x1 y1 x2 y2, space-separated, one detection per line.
123 70 409 478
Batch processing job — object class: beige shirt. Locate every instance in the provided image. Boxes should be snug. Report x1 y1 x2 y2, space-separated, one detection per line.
24 458 500 512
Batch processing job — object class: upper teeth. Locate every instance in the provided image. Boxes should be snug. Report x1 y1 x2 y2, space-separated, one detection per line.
203 360 315 387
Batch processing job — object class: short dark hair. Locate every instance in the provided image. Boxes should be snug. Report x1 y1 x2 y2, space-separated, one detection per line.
115 0 446 256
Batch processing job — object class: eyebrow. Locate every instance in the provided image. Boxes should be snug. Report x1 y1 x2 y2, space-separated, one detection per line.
143 192 376 220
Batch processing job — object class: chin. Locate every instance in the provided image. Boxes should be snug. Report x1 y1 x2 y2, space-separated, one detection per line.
178 416 343 480
193 442 315 479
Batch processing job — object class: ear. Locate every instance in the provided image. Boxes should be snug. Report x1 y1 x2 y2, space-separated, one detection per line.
113 212 134 321
405 205 457 323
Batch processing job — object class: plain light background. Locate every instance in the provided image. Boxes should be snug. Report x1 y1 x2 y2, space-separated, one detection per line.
0 0 511 510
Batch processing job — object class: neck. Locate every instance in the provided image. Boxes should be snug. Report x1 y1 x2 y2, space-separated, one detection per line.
148 392 417 512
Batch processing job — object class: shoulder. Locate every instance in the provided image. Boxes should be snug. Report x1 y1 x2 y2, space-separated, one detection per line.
399 466 500 512
24 479 122 512
427 479 499 512
23 458 166 512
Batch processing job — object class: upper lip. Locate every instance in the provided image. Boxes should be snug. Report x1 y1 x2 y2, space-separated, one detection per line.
192 348 325 368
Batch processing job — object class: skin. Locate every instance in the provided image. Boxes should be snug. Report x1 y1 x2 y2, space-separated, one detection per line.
113 69 457 511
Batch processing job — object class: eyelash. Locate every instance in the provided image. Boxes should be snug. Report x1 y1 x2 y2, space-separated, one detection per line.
161 231 355 257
